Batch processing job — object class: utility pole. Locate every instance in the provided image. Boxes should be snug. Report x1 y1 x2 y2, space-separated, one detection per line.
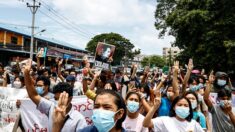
27 0 40 60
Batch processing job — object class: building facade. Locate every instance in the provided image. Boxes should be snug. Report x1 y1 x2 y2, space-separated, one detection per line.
163 47 182 65
0 24 88 66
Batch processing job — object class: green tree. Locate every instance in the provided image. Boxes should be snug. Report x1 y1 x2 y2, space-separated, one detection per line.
155 0 235 72
141 55 165 68
86 33 140 65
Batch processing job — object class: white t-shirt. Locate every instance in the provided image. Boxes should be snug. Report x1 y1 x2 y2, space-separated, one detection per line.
152 116 204 132
123 113 149 132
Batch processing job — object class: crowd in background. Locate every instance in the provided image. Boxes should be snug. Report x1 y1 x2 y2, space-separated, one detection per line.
0 55 235 132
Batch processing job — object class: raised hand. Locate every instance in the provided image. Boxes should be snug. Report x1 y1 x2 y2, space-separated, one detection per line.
55 57 60 64
153 89 161 110
160 73 167 82
173 61 179 73
24 59 32 73
223 100 232 114
208 70 215 84
58 59 63 66
52 92 69 127
185 59 193 70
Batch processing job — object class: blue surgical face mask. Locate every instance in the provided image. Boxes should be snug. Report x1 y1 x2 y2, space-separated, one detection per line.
175 106 190 119
92 109 118 132
190 85 199 92
217 79 226 86
198 94 203 102
36 87 44 95
191 101 197 109
219 100 231 107
127 101 139 113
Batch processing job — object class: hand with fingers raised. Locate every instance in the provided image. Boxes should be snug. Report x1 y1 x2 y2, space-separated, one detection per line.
173 61 179 73
24 59 32 73
185 59 194 70
153 90 161 110
208 70 215 84
52 92 69 131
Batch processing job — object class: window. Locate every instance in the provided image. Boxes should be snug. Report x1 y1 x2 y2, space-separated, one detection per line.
11 36 18 44
174 51 177 53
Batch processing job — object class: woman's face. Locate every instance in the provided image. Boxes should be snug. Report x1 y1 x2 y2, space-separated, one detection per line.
167 87 174 97
127 94 140 103
185 94 196 103
174 98 189 109
15 77 20 82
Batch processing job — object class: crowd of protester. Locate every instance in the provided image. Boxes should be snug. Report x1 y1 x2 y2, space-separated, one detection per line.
0 55 235 132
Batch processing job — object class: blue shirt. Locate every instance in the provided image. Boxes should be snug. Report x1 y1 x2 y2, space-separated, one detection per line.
157 97 171 116
78 125 126 132
193 111 206 129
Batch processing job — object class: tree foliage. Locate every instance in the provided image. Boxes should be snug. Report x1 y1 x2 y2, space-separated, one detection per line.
155 0 235 72
141 55 165 68
86 33 140 65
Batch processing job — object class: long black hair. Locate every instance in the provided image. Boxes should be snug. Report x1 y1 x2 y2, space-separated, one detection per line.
169 96 194 122
95 89 127 130
184 91 199 110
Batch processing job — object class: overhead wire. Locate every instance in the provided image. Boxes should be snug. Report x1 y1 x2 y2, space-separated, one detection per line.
18 0 93 40
38 0 96 37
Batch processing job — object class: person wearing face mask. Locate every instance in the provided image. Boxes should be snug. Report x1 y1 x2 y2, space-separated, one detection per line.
211 71 233 93
185 91 207 130
122 92 149 132
143 94 204 132
66 75 83 96
12 76 25 89
35 75 54 99
24 59 87 132
204 72 235 132
157 61 180 117
52 89 126 132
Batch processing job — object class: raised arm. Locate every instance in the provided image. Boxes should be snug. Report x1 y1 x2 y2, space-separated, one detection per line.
89 71 100 91
204 71 214 109
172 61 179 98
182 59 193 95
24 59 41 105
2 71 8 87
36 54 40 70
143 89 161 128
57 59 64 82
131 64 137 80
141 66 149 85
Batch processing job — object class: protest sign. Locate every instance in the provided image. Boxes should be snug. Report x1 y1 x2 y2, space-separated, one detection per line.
37 47 47 58
20 96 93 131
95 42 115 69
0 87 27 132
72 96 93 125
20 99 49 132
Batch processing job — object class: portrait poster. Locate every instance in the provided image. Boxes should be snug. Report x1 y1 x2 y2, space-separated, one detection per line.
94 42 115 69
37 47 47 58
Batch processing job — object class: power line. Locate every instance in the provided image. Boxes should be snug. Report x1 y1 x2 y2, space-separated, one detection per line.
38 9 91 40
37 0 96 36
0 21 32 28
18 0 91 39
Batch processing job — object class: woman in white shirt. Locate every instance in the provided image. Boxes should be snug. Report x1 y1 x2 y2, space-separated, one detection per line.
143 92 204 132
123 91 149 132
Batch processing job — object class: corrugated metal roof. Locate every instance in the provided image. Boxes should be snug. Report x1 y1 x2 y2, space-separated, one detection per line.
0 23 87 52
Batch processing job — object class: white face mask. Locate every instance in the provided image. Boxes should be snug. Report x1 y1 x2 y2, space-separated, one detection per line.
191 100 197 109
13 81 22 88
